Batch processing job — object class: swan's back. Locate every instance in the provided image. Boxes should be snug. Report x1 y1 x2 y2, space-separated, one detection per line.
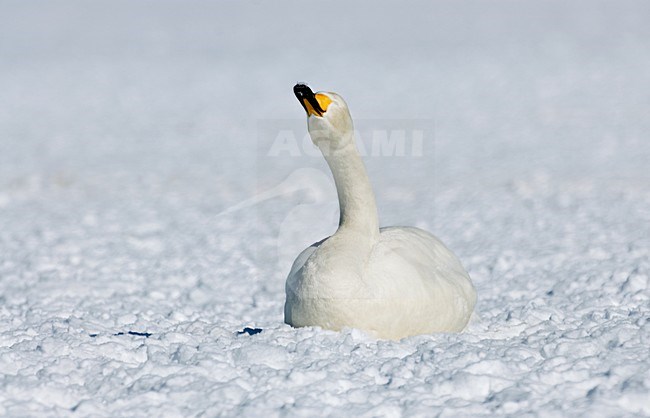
373 227 472 295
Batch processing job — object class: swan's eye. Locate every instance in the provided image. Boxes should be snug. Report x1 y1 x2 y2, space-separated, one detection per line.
315 93 332 113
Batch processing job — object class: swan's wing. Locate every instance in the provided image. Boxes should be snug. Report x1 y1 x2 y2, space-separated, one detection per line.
375 226 475 298
284 236 329 325
364 226 476 333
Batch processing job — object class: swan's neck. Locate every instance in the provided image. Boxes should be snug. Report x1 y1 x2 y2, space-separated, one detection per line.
321 141 379 241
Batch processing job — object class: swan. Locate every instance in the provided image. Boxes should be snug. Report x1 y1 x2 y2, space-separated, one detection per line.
284 84 476 340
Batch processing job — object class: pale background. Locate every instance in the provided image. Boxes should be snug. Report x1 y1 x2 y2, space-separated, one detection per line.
0 1 648 416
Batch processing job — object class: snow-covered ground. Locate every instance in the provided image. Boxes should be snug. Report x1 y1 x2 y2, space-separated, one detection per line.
1 1 649 416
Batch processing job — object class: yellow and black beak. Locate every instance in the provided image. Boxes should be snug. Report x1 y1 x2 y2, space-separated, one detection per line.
294 83 329 117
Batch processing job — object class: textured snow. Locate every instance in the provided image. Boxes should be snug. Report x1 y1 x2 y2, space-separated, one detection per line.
1 1 649 417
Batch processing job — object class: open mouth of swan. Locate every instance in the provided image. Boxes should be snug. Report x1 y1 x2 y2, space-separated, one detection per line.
294 83 331 117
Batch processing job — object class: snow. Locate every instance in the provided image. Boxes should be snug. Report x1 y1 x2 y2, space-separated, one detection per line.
0 0 649 416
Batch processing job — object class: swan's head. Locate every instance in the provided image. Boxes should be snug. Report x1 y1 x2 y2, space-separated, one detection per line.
294 83 354 151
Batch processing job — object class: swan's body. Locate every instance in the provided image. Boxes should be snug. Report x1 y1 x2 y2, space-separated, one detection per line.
284 84 476 340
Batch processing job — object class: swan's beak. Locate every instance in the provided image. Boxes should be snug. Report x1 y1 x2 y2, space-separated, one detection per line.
294 83 326 117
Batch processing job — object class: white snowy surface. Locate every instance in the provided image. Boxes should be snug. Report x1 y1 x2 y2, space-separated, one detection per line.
1 1 649 416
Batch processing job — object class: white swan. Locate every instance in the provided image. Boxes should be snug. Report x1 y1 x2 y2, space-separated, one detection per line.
284 84 476 340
